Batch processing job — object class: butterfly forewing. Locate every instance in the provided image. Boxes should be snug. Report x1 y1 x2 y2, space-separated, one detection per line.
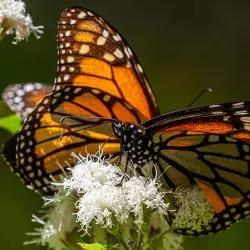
55 6 159 120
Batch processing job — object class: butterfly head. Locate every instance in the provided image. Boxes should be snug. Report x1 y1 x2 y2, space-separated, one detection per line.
112 121 146 139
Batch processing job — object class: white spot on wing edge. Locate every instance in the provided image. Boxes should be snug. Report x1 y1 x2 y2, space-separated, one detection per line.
70 19 76 25
102 29 109 38
64 74 70 81
78 12 86 18
232 102 245 107
241 117 250 123
23 84 34 92
137 63 143 73
113 34 122 41
87 11 94 16
209 104 221 108
67 56 74 63
65 31 71 36
212 111 224 115
234 110 248 115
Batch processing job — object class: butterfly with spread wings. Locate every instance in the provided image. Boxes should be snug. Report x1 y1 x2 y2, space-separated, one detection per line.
3 6 250 236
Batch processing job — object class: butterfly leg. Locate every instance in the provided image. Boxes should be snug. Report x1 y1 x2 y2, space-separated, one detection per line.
117 152 122 166
116 155 129 185
117 146 124 166
135 165 146 177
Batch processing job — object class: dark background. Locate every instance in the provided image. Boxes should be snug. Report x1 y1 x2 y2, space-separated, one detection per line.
1 0 250 249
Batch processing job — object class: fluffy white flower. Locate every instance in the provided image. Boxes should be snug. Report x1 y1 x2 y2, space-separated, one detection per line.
45 189 77 234
24 215 68 250
0 0 43 43
62 153 123 194
123 176 169 223
25 188 77 249
173 186 214 231
77 185 129 232
63 153 170 234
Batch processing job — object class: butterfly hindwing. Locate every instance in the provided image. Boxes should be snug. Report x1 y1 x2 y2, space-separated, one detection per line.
143 101 250 235
15 85 151 193
2 83 52 119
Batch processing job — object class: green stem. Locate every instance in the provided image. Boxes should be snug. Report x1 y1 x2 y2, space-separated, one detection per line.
64 231 82 250
141 228 173 250
135 229 143 250
134 205 153 250
106 223 130 250
141 209 151 246
115 231 130 250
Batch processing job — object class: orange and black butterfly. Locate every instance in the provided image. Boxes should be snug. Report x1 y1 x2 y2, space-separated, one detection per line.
3 6 250 236
2 83 52 120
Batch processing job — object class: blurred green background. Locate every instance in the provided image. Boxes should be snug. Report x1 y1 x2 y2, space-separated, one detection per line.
1 0 250 249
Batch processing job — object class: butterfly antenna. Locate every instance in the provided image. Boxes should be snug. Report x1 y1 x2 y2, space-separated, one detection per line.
60 115 117 124
186 88 212 108
59 123 107 141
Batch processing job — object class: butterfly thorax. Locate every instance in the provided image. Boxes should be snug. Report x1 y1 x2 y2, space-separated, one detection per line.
112 121 155 165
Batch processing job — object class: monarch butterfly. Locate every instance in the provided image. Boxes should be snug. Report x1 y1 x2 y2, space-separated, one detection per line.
3 6 250 236
2 83 52 120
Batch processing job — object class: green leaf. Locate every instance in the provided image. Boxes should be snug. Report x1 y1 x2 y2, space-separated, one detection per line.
78 243 115 250
0 100 14 117
0 100 21 135
0 114 21 135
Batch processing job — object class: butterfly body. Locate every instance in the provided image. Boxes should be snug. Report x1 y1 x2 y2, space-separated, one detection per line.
112 121 155 166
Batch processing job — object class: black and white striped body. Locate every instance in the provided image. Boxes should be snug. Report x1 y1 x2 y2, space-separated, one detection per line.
112 121 158 167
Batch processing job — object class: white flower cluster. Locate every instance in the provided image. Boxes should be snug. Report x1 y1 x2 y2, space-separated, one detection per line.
25 215 67 250
77 184 128 230
25 152 214 250
123 176 168 223
173 186 214 231
63 154 122 194
0 0 43 43
60 153 169 233
25 188 77 250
